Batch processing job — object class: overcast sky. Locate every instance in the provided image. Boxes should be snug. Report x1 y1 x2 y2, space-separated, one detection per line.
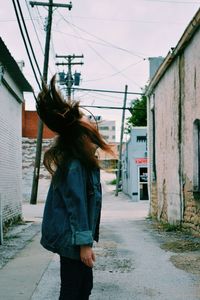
0 0 200 140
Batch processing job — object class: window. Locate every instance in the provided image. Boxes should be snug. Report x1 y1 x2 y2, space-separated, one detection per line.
193 119 200 191
112 126 115 130
100 126 109 130
137 136 146 142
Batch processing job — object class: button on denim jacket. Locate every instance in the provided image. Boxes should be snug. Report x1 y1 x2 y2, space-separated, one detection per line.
40 159 102 260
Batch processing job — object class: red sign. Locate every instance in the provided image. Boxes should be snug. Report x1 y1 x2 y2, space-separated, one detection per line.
135 158 148 164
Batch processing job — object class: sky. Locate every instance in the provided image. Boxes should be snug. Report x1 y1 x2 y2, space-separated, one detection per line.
0 0 200 140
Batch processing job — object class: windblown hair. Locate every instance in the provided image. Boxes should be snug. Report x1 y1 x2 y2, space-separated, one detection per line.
36 75 113 175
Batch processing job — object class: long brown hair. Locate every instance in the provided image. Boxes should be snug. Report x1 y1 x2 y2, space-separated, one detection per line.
36 75 113 175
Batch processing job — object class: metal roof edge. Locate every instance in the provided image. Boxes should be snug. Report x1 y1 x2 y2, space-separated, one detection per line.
0 37 32 92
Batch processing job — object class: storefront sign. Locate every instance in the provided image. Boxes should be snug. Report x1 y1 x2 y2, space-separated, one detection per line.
135 158 148 164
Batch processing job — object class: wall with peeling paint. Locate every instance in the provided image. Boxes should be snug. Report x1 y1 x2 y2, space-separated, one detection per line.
147 24 200 234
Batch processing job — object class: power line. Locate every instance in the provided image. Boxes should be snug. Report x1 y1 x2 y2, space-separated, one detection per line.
56 11 146 59
80 90 128 101
0 17 43 22
55 16 144 89
15 0 42 78
25 0 44 55
53 28 149 58
82 60 146 83
69 15 186 25
11 0 41 89
80 105 145 111
63 15 144 87
72 87 144 95
29 3 56 76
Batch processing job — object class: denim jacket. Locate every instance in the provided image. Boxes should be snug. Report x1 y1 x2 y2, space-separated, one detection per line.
40 159 102 260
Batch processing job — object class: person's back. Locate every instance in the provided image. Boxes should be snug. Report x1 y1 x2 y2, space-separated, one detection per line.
36 75 112 299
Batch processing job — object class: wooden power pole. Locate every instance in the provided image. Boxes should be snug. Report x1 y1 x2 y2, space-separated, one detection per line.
30 0 72 205
115 85 128 196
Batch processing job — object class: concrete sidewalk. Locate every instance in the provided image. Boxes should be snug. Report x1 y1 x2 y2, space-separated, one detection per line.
0 233 53 300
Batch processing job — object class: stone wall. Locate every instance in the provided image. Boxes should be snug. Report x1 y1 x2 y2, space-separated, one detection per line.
22 138 53 203
182 177 200 235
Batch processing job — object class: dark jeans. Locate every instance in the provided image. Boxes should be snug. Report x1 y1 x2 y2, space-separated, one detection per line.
59 256 93 300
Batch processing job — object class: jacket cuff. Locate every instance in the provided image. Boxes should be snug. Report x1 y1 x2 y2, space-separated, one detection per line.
73 230 93 245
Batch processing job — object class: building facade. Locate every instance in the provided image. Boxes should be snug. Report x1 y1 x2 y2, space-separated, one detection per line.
147 9 200 234
98 120 116 143
0 38 32 226
122 127 148 201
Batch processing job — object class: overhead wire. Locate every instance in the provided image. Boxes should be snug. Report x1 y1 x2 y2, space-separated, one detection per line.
15 0 42 78
57 12 143 89
81 40 142 88
25 1 44 55
26 1 56 77
52 28 149 58
11 0 41 90
69 15 186 25
82 59 145 83
56 11 146 59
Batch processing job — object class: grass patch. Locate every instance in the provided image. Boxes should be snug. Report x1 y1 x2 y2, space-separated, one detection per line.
3 216 26 235
152 220 181 232
108 179 117 185
4 235 20 241
161 240 200 252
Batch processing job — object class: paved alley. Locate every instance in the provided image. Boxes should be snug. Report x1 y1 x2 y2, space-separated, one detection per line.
0 171 199 300
31 171 200 300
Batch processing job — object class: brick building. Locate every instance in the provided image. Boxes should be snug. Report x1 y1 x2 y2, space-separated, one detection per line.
0 38 32 227
22 103 55 139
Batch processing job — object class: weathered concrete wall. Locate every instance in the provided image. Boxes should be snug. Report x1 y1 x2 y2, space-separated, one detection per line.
148 27 200 234
181 31 200 234
151 62 181 224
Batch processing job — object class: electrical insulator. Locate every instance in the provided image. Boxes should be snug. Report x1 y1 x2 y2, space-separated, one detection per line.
74 72 81 86
58 72 66 85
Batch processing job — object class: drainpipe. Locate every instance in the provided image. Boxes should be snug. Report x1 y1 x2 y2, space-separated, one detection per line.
0 195 3 245
178 54 185 226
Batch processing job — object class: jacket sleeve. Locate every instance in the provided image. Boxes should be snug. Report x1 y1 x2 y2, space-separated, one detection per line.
62 160 93 246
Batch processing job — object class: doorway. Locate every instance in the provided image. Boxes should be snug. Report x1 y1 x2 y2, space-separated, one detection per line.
138 167 148 200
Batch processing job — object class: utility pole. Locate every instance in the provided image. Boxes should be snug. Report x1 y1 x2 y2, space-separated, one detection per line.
56 54 84 100
115 85 128 196
30 0 72 205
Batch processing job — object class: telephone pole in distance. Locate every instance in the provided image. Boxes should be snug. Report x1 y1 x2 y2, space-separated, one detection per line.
115 84 128 196
56 54 84 100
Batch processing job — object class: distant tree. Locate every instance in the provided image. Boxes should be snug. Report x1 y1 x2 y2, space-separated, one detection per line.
126 95 147 133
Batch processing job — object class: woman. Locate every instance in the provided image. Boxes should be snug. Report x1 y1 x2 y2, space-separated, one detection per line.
36 75 112 300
